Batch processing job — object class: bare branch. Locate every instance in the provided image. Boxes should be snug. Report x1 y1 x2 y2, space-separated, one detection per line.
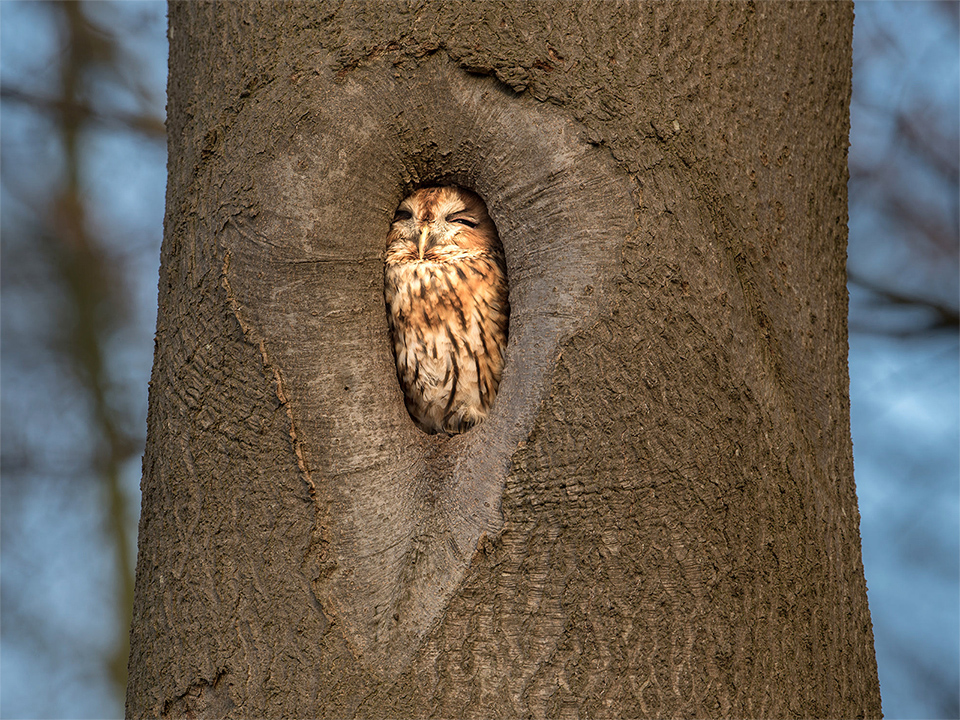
1 86 165 139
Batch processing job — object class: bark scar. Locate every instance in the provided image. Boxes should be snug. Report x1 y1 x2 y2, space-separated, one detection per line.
160 669 234 719
222 245 316 495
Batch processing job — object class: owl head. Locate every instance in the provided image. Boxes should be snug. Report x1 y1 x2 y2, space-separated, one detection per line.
386 186 500 263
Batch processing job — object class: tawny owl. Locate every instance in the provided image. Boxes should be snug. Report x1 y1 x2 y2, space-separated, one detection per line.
384 186 509 434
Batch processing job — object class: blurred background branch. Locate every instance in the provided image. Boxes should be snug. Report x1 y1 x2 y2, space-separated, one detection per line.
848 1 959 342
848 269 959 336
0 86 166 138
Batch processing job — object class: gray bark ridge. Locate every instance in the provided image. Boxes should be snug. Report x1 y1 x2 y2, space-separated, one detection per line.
222 56 635 676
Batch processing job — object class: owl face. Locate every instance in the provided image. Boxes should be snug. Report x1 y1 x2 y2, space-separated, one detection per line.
386 186 498 263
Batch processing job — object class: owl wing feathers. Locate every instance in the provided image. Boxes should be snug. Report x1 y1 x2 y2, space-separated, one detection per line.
385 252 507 434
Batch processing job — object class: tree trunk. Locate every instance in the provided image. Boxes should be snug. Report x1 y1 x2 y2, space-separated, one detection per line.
128 2 881 717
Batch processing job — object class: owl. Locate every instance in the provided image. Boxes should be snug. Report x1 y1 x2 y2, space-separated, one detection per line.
384 186 510 434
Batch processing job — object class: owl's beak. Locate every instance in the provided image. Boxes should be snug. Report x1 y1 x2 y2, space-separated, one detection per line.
417 225 434 258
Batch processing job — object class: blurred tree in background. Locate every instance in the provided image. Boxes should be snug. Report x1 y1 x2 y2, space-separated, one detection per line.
1 2 164 716
0 2 956 718
847 4 959 718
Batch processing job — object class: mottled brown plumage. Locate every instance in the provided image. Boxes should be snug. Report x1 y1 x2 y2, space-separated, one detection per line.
384 186 509 434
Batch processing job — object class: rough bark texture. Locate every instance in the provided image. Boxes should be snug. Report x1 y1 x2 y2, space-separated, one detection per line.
128 2 881 718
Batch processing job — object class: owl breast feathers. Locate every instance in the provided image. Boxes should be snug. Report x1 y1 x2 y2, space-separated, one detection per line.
384 186 509 434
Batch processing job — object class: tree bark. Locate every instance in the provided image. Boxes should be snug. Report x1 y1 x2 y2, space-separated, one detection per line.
128 2 881 717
